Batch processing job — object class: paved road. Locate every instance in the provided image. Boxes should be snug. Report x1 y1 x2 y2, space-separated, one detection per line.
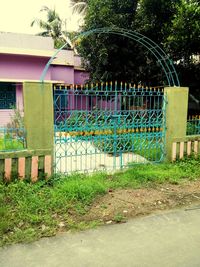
1 206 200 267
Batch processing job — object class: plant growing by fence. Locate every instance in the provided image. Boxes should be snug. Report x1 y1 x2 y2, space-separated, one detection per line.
0 108 26 151
187 115 200 135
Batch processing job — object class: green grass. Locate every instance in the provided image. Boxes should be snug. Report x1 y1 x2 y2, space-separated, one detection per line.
94 135 163 161
0 157 200 246
187 121 200 135
0 137 24 151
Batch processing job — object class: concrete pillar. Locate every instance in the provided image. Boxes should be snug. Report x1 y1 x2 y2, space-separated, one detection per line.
23 82 54 150
164 87 189 161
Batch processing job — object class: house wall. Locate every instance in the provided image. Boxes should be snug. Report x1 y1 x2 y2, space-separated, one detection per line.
50 65 74 84
0 51 89 127
51 65 89 85
0 54 51 80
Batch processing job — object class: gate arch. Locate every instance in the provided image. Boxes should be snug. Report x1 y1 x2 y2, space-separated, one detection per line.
40 27 180 86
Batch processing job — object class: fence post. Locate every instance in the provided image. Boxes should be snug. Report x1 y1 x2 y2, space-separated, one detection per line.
23 81 54 150
164 87 189 161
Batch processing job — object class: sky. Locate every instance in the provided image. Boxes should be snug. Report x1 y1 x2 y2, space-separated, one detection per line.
0 0 81 34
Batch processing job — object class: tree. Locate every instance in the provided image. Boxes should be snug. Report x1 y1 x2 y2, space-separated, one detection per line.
77 0 146 83
166 0 200 64
31 6 73 49
134 0 181 44
132 0 182 85
77 0 184 85
71 0 88 15
77 0 200 90
165 0 200 101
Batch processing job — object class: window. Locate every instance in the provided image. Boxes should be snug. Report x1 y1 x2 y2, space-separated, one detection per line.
0 83 16 109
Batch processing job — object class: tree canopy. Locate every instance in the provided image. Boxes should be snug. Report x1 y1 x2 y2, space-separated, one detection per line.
76 0 200 91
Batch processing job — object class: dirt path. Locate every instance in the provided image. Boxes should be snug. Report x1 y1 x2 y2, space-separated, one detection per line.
82 180 200 224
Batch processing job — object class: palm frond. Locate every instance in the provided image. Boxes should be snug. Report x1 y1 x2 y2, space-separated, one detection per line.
36 31 50 37
71 2 87 15
31 5 74 50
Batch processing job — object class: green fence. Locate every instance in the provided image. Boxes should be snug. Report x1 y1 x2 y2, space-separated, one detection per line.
187 115 200 135
54 83 166 174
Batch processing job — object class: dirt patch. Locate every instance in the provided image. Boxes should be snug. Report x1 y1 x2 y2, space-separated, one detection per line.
82 180 200 224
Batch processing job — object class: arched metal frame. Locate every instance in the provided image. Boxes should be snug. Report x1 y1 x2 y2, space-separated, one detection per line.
40 27 180 86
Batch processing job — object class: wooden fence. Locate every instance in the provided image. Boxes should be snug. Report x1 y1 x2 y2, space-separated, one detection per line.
0 149 52 182
172 136 200 161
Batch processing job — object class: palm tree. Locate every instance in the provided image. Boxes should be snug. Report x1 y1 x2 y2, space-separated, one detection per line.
31 6 73 49
71 0 88 15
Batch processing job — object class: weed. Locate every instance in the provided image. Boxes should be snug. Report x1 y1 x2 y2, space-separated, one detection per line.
113 213 126 223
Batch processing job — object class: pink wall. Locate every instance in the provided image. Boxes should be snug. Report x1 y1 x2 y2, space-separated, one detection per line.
0 109 15 127
74 70 89 85
0 54 51 80
16 84 23 111
51 66 89 85
0 54 89 83
50 65 74 84
75 95 89 110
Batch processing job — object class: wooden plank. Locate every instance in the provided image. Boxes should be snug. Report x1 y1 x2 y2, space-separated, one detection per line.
172 142 177 161
44 155 52 178
4 158 12 181
18 157 25 180
187 141 192 156
194 141 198 157
179 142 184 159
31 156 38 182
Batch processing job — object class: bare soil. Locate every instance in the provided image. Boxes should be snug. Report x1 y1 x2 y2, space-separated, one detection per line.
82 180 200 224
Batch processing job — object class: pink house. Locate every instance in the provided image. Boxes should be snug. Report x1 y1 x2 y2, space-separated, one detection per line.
0 32 89 126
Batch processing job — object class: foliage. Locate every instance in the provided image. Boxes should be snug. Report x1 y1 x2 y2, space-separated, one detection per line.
71 0 88 16
0 138 24 151
135 0 180 44
76 0 200 94
0 108 26 151
187 120 200 135
7 108 25 137
1 157 200 246
77 0 176 84
77 0 141 82
165 0 200 64
113 213 126 223
31 6 72 49
165 0 200 100
5 108 26 149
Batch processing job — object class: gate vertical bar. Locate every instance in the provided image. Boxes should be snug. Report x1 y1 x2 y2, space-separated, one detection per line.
113 81 118 170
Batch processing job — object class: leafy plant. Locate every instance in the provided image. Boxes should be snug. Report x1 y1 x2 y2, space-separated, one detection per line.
6 108 26 148
187 121 200 135
113 213 126 223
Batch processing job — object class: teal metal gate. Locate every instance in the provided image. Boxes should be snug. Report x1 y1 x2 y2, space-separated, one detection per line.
54 82 166 174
